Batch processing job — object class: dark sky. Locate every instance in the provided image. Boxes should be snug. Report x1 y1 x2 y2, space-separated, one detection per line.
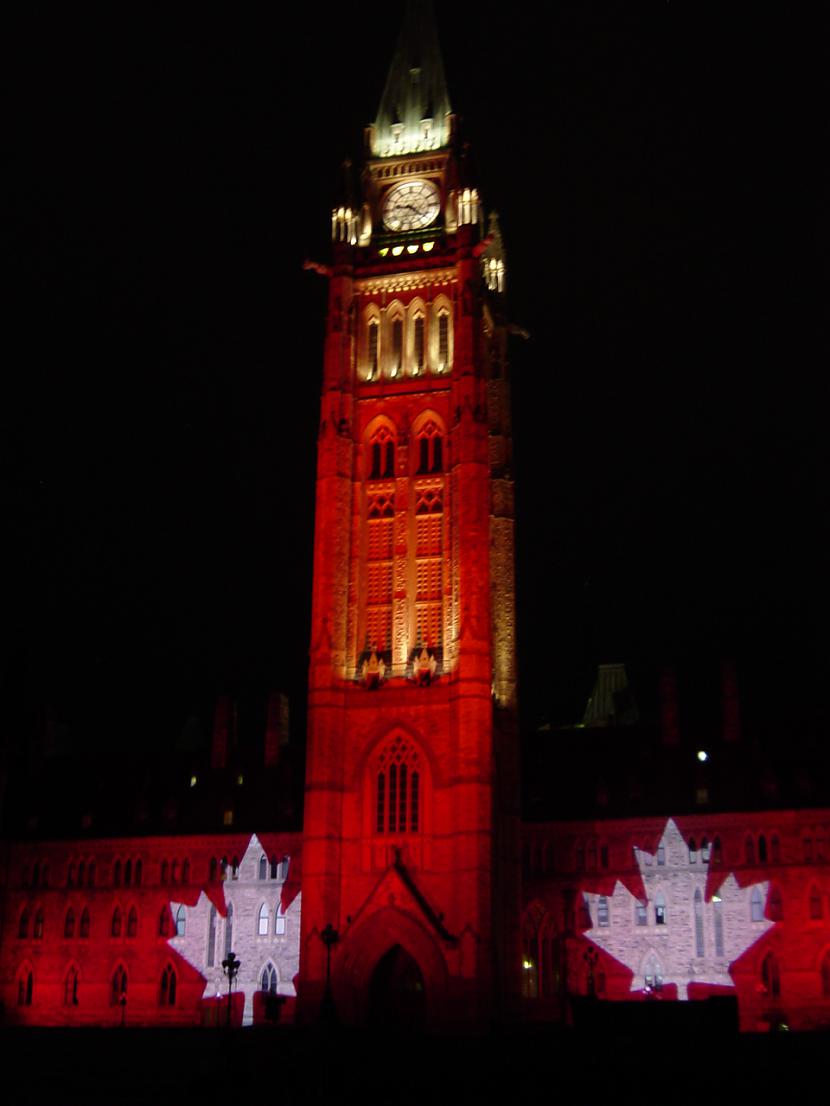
6 5 826 763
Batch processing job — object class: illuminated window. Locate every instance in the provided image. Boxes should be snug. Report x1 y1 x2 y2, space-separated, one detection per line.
175 905 186 937
694 888 704 957
111 965 128 1006
365 480 395 655
391 317 403 376
18 908 29 939
224 903 234 957
758 834 768 864
413 315 425 373
750 887 764 922
368 319 379 380
597 896 610 927
437 312 449 369
745 837 755 865
64 909 76 939
259 855 267 881
111 907 122 938
375 735 421 834
127 906 138 939
64 966 79 1007
207 906 217 968
761 952 780 1000
275 905 287 935
18 969 33 1007
159 907 171 938
159 964 177 1007
258 904 269 936
635 900 647 926
768 887 783 921
261 964 278 994
80 908 90 939
369 426 396 480
809 885 822 920
714 898 724 957
654 893 667 925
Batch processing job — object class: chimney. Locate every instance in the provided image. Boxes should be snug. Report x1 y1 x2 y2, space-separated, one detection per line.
721 661 741 742
211 696 231 771
264 692 289 768
658 666 680 745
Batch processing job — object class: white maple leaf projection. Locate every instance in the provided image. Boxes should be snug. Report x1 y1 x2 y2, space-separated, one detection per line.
582 818 773 1000
167 833 301 1025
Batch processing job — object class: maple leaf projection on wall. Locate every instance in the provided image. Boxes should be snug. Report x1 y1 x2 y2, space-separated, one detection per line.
582 819 773 1000
166 833 301 1025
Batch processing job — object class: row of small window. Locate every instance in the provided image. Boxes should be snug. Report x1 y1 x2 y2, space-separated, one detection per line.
364 312 451 381
367 421 444 481
16 959 291 1010
207 855 289 882
18 904 188 941
15 964 180 1009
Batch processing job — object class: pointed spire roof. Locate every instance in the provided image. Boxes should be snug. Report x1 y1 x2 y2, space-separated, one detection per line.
372 1 452 158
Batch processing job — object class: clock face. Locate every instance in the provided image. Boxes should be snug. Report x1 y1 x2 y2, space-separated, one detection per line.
382 180 441 232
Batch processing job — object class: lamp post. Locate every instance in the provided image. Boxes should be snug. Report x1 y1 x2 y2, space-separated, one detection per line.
320 923 339 1024
222 951 241 1027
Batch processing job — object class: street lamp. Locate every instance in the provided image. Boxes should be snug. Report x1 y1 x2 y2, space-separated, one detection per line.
222 951 241 1027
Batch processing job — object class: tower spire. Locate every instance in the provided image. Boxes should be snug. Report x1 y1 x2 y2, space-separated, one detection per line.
372 1 452 158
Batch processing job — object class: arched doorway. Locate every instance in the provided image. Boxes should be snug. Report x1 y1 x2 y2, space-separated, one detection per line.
368 944 426 1029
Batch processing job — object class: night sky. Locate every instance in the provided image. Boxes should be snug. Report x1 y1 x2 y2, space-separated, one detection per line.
6 6 825 768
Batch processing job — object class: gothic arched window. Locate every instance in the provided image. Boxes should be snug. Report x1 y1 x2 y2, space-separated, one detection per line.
416 420 443 475
77 860 85 887
259 855 267 881
224 903 234 957
33 908 44 940
761 952 780 1000
413 315 425 374
375 734 422 835
113 859 122 887
261 963 278 994
80 908 91 939
714 896 725 956
161 860 169 885
64 908 76 939
111 965 128 1006
181 859 190 884
694 888 704 957
368 319 379 380
635 899 647 926
111 907 123 938
751 887 764 922
688 838 697 863
159 964 177 1006
134 859 143 886
175 905 186 937
64 966 79 1006
257 904 269 936
745 836 756 865
159 907 171 938
275 904 287 935
18 969 33 1007
654 893 667 925
437 312 449 370
390 316 403 377
18 908 29 940
124 859 132 886
207 905 217 967
368 425 396 481
87 861 96 887
758 834 768 864
127 906 138 939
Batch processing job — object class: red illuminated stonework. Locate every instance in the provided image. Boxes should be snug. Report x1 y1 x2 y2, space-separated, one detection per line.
297 9 520 1029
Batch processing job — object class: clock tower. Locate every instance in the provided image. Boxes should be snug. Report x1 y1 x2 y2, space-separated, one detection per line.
299 2 520 1028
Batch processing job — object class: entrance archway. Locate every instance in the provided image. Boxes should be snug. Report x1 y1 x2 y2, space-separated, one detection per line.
368 944 426 1029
